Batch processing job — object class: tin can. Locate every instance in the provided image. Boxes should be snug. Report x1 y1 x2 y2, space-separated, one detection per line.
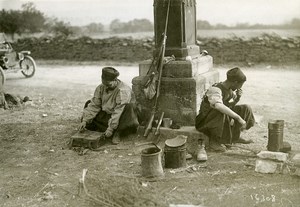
267 120 284 151
141 147 164 178
164 143 187 168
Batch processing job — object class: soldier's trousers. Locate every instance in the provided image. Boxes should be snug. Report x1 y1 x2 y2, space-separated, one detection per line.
196 104 255 144
83 100 140 137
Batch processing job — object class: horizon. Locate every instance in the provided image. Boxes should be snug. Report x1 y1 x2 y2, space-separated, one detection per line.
1 0 300 26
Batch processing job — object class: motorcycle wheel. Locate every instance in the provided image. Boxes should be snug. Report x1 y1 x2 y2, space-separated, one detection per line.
0 66 5 87
20 56 36 78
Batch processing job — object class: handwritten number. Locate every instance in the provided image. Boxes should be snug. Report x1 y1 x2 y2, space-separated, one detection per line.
250 194 276 203
271 195 276 202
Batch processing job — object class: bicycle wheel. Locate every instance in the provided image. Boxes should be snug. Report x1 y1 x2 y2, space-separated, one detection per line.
20 56 36 78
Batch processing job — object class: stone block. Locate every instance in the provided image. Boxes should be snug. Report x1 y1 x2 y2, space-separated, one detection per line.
255 159 286 174
132 70 219 125
291 153 300 167
257 151 288 162
134 54 219 126
138 55 213 78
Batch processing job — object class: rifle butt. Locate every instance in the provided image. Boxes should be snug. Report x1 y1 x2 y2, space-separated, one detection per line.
144 114 155 137
154 112 164 136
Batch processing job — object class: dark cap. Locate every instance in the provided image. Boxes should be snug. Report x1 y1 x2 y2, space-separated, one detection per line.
226 67 246 82
101 67 119 81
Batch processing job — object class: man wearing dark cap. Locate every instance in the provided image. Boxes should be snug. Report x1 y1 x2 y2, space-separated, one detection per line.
79 67 139 144
195 67 255 152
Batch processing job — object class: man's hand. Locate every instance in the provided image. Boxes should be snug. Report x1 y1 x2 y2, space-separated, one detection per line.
236 88 243 98
104 128 114 138
237 116 246 130
78 121 87 132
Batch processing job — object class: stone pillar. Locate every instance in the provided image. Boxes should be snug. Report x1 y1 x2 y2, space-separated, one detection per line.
153 0 199 59
132 0 219 126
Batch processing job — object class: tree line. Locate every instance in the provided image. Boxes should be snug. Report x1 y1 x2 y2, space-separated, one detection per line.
0 2 154 39
1 2 299 40
196 19 300 30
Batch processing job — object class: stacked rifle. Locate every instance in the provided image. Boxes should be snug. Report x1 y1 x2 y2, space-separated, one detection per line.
143 0 172 137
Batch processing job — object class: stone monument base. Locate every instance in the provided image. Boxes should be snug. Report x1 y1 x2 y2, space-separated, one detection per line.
132 55 219 126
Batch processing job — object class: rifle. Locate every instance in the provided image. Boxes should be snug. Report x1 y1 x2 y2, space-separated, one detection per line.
143 0 171 137
154 112 165 136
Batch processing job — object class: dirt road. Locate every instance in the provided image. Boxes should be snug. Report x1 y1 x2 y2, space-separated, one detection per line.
1 62 300 207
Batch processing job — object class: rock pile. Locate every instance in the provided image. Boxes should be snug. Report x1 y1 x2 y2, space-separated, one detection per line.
255 150 300 176
197 34 300 64
11 34 300 64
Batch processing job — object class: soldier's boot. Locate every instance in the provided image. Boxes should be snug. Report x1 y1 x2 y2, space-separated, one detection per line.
112 133 121 145
197 139 208 162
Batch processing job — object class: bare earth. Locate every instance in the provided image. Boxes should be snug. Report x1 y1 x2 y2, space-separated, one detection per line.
0 62 300 207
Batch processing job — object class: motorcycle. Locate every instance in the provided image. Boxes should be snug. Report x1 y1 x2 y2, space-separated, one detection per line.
0 33 36 86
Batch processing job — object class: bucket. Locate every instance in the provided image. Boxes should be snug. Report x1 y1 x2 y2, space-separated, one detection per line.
162 118 172 128
164 144 187 169
141 147 164 178
267 120 284 152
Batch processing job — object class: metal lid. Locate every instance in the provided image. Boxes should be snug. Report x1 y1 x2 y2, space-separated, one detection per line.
165 135 187 147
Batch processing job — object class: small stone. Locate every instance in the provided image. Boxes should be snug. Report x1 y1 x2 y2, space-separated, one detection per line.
255 159 288 174
186 153 193 160
291 153 300 167
257 151 288 162
141 182 148 187
255 159 277 174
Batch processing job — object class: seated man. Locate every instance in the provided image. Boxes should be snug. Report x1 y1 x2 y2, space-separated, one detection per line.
195 67 255 152
79 67 139 144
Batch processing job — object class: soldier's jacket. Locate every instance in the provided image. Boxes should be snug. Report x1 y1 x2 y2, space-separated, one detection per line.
196 82 239 128
82 80 134 131
195 82 255 143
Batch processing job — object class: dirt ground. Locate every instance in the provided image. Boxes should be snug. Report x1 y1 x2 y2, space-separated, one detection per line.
0 61 300 207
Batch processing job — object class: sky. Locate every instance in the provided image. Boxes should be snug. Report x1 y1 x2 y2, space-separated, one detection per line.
1 0 300 26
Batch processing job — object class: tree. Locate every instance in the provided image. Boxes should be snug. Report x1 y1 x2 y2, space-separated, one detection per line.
0 2 45 38
21 2 46 33
109 19 123 33
43 17 73 37
196 20 213 29
52 20 74 37
290 18 300 29
85 23 104 34
128 19 153 32
0 9 23 39
215 23 229 30
109 18 153 33
235 23 250 29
